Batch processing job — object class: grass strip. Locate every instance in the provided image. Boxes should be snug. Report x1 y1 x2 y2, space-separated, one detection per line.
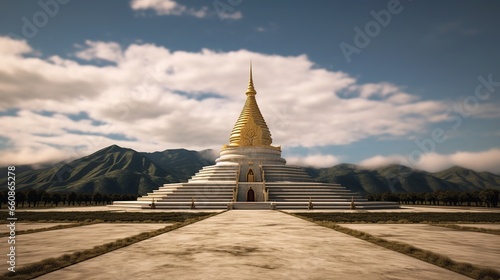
9 211 214 222
0 221 100 237
2 212 220 280
431 224 500 236
295 212 500 223
292 214 500 280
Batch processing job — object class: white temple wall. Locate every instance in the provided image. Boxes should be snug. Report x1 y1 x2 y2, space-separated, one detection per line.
237 183 264 202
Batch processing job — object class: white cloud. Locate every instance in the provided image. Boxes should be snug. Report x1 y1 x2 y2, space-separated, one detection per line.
286 154 342 168
358 155 407 169
130 0 242 20
0 36 496 168
76 41 123 62
0 36 32 55
418 149 500 173
130 0 210 18
254 23 277 33
0 143 71 167
217 10 242 20
359 149 500 174
461 102 500 119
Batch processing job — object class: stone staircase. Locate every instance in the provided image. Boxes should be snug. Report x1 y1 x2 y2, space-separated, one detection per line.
110 164 399 210
266 182 399 210
111 182 235 209
110 164 239 209
262 165 313 182
188 164 239 182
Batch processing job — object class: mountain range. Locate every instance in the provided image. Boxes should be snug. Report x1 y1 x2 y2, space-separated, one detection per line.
2 145 498 195
306 164 500 194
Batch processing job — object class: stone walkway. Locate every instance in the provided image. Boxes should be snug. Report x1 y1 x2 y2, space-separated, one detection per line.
39 211 470 280
0 223 170 271
342 223 500 271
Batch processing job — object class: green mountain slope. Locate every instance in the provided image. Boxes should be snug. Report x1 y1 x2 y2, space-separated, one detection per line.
306 164 495 194
2 145 178 195
141 148 214 181
306 164 389 193
433 166 500 190
375 165 463 192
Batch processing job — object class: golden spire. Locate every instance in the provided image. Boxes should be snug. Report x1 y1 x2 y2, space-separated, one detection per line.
247 61 256 96
224 63 277 149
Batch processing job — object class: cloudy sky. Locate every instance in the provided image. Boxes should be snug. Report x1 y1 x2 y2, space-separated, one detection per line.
1 0 499 173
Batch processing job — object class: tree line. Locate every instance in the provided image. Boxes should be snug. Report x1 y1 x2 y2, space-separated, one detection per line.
0 189 138 208
367 189 500 208
3 189 498 208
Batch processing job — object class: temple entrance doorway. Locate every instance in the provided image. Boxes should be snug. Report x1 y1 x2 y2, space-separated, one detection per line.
247 188 255 202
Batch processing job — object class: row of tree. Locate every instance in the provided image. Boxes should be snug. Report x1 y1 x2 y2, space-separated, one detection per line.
367 189 500 208
0 190 138 208
2 189 499 208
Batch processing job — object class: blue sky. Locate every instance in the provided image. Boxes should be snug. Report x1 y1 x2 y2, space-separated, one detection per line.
0 0 499 173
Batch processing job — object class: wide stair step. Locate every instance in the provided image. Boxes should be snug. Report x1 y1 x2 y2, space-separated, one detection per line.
230 202 272 210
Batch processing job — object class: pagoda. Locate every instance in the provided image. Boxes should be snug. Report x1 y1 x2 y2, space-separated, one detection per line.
111 65 399 210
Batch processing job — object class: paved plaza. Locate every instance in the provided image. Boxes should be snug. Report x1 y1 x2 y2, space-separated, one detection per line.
37 211 473 280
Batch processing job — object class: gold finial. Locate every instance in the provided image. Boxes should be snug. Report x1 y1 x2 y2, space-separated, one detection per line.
224 62 279 151
247 61 256 96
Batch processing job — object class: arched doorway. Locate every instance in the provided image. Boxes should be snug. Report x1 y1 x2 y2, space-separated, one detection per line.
247 187 255 202
247 169 255 182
